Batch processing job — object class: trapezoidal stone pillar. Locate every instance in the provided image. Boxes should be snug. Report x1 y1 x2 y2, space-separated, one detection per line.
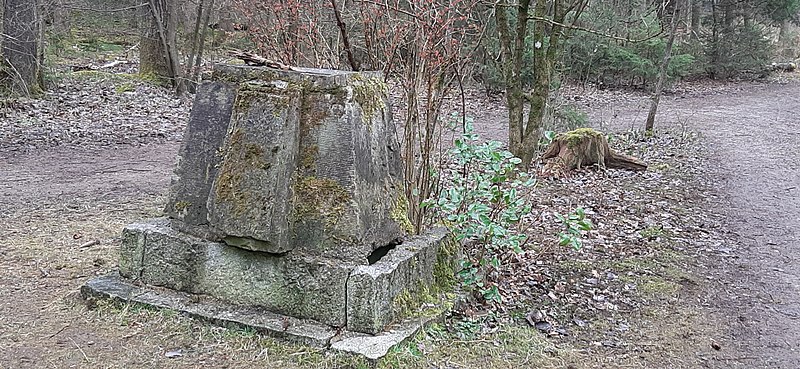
100 64 454 337
168 65 409 261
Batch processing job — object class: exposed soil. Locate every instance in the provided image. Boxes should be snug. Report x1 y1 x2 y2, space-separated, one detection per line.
1 76 799 368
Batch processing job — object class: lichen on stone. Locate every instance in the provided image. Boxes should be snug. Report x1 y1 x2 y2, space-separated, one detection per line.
214 129 269 215
292 176 351 227
351 74 388 125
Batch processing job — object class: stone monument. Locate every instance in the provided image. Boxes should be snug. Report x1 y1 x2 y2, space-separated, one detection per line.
82 64 456 359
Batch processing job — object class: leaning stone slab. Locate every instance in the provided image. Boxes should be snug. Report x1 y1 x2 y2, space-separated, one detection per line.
206 80 302 253
164 81 236 231
81 273 337 348
118 217 352 327
346 228 452 334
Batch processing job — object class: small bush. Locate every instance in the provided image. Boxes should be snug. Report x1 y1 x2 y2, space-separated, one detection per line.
426 118 535 303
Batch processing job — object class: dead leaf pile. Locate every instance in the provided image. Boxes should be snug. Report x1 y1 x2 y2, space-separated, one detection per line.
0 73 190 155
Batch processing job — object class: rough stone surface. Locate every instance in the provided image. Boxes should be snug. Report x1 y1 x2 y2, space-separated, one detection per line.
206 80 301 253
118 217 352 326
330 316 440 360
164 81 236 230
82 273 337 348
201 65 406 262
346 228 449 334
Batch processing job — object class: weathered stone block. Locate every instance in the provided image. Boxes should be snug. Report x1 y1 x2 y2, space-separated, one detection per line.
165 81 236 230
346 228 450 334
206 81 302 253
119 218 205 292
200 65 407 262
119 217 352 326
200 239 352 327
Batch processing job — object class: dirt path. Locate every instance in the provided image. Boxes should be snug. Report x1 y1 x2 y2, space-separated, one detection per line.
593 82 800 367
0 144 178 214
691 86 800 368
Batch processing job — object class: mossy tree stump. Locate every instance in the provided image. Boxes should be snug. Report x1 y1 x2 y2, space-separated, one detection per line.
542 128 647 172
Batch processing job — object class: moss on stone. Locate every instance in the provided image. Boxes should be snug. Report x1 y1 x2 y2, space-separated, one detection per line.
173 201 191 213
432 236 458 292
292 176 351 227
214 129 269 215
390 191 415 235
351 74 388 124
391 234 459 321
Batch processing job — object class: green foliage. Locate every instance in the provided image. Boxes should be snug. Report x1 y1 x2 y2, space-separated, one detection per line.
706 25 774 79
552 104 587 132
556 207 592 250
563 20 696 88
760 0 800 23
476 16 542 91
426 117 535 303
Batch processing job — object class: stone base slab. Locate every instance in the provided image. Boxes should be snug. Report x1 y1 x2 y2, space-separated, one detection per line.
81 273 442 359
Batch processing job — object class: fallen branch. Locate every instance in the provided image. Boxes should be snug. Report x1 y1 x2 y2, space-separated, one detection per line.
71 60 130 72
228 50 294 70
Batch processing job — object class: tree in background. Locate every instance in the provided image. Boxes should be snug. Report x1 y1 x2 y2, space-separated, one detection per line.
494 0 588 169
1 0 44 96
140 0 184 94
646 0 682 132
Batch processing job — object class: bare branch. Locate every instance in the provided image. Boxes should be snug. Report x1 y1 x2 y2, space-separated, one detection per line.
527 15 664 43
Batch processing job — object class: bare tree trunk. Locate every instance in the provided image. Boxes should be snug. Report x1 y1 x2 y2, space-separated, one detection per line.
1 0 43 96
495 0 531 163
330 0 358 70
645 5 681 132
191 0 213 84
140 0 184 94
690 0 701 37
185 0 205 91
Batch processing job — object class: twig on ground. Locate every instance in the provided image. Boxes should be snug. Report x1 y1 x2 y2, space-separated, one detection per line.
79 240 100 248
70 337 91 363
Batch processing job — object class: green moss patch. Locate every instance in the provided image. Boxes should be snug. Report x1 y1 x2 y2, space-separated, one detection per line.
292 176 351 226
352 74 388 124
390 192 415 234
214 129 269 215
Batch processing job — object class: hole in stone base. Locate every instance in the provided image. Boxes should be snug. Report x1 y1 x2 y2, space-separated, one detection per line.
367 239 402 265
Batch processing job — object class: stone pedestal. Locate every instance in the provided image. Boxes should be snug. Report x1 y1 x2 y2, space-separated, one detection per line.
83 65 455 352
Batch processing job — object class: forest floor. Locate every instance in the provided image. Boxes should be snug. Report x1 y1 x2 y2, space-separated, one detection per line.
1 68 800 368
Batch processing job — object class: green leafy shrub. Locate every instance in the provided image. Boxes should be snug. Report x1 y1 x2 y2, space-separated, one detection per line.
426 118 535 303
556 207 592 250
563 29 696 89
706 25 774 79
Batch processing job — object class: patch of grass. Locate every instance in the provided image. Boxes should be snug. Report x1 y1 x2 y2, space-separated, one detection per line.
639 225 665 239
87 298 572 369
380 323 571 369
638 276 680 298
115 82 136 94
